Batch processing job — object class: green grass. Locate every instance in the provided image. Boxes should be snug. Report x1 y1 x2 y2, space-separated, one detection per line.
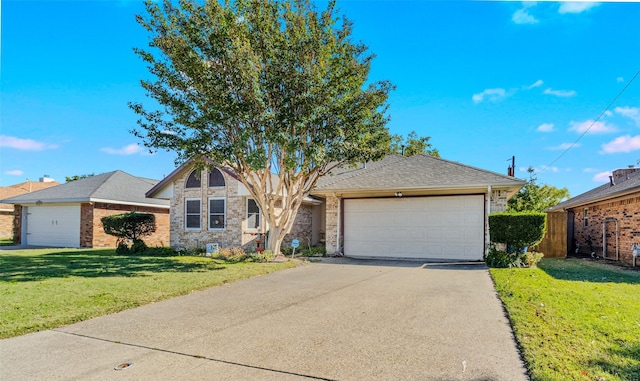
491 258 640 381
0 248 296 339
0 238 14 246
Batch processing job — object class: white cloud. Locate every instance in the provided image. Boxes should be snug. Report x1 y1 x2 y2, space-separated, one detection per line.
547 142 579 151
617 77 625 83
604 110 613 117
558 2 600 14
614 106 640 127
524 79 544 90
512 7 539 24
0 135 58 151
4 169 24 176
543 88 576 97
569 120 617 134
472 88 507 103
101 144 143 155
537 123 555 132
593 171 612 183
160 129 177 135
583 168 599 173
601 135 640 154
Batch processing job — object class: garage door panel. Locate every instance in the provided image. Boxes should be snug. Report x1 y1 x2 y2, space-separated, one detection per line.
26 206 81 247
344 196 484 260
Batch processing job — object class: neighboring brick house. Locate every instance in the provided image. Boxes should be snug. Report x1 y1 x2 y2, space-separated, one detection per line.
547 167 640 265
148 155 524 260
0 177 60 239
2 171 169 248
146 164 323 252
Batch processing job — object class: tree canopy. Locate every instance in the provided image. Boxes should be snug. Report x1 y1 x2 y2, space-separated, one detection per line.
65 174 94 182
130 0 394 254
389 130 439 157
508 167 570 212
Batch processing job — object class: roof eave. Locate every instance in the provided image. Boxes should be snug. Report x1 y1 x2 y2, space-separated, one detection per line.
311 182 524 196
3 198 169 209
549 186 640 211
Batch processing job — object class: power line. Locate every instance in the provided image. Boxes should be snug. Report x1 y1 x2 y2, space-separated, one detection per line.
539 69 640 173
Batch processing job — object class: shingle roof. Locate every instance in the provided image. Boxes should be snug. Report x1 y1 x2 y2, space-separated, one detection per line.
548 170 640 212
313 154 525 192
0 181 60 211
1 171 169 208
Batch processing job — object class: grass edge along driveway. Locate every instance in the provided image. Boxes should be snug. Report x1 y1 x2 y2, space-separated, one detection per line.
491 258 640 381
0 248 295 339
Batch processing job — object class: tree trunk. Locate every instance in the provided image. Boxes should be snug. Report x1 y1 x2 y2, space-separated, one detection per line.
267 225 284 257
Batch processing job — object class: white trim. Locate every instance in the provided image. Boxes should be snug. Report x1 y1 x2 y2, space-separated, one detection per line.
185 198 202 230
246 198 261 231
3 198 169 209
208 197 226 231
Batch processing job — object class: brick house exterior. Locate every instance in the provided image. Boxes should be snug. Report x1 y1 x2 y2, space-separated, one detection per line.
548 167 640 265
147 166 322 252
0 178 60 239
3 171 169 248
148 155 523 260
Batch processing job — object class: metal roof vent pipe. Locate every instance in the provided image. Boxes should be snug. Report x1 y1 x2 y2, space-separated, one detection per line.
609 176 615 186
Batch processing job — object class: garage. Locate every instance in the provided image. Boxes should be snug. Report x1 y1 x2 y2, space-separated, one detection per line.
343 195 485 260
25 205 81 247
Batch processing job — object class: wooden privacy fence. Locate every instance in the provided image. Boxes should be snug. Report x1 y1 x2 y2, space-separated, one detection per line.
532 212 567 257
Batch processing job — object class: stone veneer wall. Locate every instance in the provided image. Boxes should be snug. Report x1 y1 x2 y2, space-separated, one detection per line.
283 204 313 247
171 168 272 251
572 194 640 265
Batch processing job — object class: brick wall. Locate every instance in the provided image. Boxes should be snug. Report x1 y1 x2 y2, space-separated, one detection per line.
171 168 245 250
284 204 313 247
84 203 170 248
0 210 13 238
572 194 640 265
324 196 340 254
13 205 22 244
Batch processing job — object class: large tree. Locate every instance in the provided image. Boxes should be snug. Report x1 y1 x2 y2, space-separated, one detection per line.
389 130 439 157
508 167 570 212
130 0 393 254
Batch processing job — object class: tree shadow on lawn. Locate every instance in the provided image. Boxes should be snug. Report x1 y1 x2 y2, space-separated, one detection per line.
590 342 640 381
538 258 640 285
0 249 224 282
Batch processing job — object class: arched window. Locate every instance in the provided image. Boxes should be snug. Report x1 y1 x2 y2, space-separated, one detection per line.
185 170 201 189
208 168 226 188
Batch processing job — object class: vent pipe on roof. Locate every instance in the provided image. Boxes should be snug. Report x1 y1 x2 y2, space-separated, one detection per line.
609 176 615 186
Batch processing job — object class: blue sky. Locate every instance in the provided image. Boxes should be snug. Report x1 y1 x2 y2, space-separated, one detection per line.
2 0 640 198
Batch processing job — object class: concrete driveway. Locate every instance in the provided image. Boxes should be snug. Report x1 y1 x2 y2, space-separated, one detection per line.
0 258 529 381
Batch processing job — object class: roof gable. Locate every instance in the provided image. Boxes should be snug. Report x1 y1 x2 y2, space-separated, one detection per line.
313 154 525 193
1 171 168 208
548 169 640 211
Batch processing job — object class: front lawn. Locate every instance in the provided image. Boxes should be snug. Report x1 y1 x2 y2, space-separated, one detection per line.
491 258 640 381
0 248 295 339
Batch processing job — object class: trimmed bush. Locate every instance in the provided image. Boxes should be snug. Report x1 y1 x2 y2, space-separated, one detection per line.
486 248 544 268
489 212 546 253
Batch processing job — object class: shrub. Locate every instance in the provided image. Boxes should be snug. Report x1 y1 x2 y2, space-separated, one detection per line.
116 241 130 255
140 246 177 257
101 212 156 248
252 250 275 262
486 248 544 268
489 212 546 253
130 239 148 254
218 247 247 262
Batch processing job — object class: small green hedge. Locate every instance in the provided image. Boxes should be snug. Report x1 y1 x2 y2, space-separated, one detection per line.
489 212 546 253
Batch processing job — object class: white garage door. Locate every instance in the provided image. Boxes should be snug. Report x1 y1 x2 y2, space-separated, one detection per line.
26 205 81 247
343 195 484 260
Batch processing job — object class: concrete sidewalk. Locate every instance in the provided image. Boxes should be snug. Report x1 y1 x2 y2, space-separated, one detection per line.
0 258 529 380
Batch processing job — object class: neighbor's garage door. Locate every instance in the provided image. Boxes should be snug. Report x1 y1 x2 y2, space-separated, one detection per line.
343 195 484 260
26 205 81 247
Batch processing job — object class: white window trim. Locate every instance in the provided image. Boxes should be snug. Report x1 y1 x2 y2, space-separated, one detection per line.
208 197 226 231
583 208 589 227
185 198 201 231
246 198 261 231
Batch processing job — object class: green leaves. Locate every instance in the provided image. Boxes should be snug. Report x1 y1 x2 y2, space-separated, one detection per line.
508 167 570 212
489 212 547 253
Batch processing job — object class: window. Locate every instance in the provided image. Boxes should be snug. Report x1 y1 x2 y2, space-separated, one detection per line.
208 168 225 187
185 170 201 189
583 208 589 227
209 198 226 230
246 198 261 230
185 199 201 230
